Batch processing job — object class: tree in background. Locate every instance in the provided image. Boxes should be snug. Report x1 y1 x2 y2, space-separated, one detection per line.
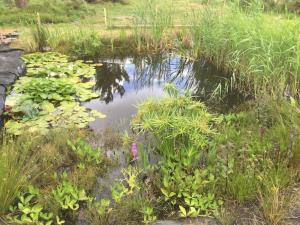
15 0 28 8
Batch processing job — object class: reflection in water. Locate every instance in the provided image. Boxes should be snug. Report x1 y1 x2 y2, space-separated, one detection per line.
85 53 231 131
94 63 129 104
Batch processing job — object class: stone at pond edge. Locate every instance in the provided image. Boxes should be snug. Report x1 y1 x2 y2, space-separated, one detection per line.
0 47 26 117
0 72 17 85
0 95 5 115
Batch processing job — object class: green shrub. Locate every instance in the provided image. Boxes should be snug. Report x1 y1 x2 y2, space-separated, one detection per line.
67 138 103 165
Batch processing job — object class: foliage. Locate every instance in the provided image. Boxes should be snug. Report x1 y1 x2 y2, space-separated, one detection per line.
23 53 96 79
140 206 156 224
107 166 154 225
92 199 111 218
0 0 91 25
52 173 93 211
5 52 105 135
132 84 300 221
0 136 38 216
0 128 111 224
133 0 174 50
210 96 300 211
15 78 77 105
111 167 140 203
187 5 300 98
7 186 54 225
160 147 222 217
133 85 223 218
67 138 103 165
5 102 104 135
70 32 103 59
33 13 49 52
132 84 220 156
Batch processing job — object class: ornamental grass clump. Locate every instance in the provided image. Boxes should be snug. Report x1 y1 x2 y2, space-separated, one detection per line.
132 83 221 156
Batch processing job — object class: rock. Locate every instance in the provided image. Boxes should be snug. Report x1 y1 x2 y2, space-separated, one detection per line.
0 95 5 115
0 47 26 116
0 85 6 96
0 72 17 86
0 50 26 76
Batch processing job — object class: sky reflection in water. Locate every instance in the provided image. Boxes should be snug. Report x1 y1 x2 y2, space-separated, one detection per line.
84 53 227 131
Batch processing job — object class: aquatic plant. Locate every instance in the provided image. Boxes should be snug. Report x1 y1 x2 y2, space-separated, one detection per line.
160 147 222 217
33 13 49 52
7 186 54 225
132 84 220 156
67 138 103 165
52 173 93 211
5 52 105 135
132 85 223 217
111 167 141 203
141 206 156 224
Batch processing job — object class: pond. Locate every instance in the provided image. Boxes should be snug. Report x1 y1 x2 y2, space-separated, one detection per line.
84 52 239 131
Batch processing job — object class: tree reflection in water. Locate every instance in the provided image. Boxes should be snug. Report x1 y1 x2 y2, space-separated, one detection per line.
93 53 230 104
94 62 130 104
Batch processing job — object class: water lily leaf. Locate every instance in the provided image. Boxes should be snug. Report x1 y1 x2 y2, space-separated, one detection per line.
5 52 105 135
40 102 55 113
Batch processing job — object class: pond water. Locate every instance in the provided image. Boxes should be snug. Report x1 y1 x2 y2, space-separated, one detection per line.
84 53 235 131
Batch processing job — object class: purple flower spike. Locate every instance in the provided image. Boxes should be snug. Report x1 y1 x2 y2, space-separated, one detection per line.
131 143 138 161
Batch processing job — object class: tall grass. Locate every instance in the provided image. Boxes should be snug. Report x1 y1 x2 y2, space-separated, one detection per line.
188 4 300 98
0 135 38 216
32 13 49 52
133 0 174 50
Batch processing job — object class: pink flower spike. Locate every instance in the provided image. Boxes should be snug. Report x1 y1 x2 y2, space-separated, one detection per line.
131 143 138 161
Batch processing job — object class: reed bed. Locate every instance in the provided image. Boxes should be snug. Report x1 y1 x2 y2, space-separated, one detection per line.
187 5 300 98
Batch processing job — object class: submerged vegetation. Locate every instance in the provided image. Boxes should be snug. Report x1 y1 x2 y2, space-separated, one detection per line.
0 0 300 224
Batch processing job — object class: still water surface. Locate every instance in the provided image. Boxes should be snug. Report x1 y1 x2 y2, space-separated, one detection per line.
84 53 230 131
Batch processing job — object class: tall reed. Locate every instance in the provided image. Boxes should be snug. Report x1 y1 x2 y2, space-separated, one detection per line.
133 0 174 51
32 13 49 52
188 4 300 98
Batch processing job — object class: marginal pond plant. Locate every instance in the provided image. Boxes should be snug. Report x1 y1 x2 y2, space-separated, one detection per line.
4 52 105 135
131 84 299 223
7 186 54 225
0 129 112 224
132 85 223 217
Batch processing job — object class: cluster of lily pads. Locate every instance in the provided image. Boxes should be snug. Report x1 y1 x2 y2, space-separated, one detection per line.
5 52 105 135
